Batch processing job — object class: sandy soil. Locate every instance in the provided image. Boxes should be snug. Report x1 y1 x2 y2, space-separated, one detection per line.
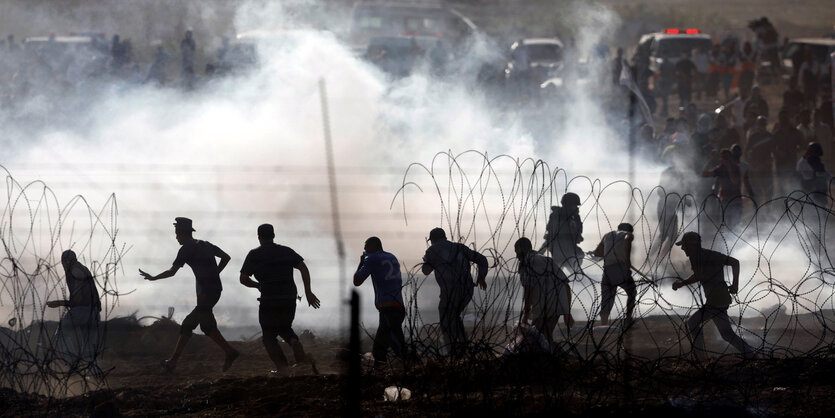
4 311 835 417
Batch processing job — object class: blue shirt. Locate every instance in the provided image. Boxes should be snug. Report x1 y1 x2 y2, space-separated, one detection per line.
356 251 404 308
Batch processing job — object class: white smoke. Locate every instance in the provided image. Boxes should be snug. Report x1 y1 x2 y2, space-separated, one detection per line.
2 0 832 345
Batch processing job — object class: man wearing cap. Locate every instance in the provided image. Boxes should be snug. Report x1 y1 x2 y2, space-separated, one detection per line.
353 236 406 365
592 223 636 326
239 224 320 374
140 217 240 372
540 193 584 277
514 237 572 347
672 232 755 359
422 227 488 355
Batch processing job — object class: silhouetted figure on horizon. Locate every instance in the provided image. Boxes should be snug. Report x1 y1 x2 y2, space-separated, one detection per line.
772 110 804 195
702 148 744 228
422 227 488 356
353 236 406 365
592 223 636 327
239 224 320 374
140 217 239 373
180 29 196 77
652 149 690 262
675 51 696 106
111 34 127 70
745 116 775 200
796 142 832 206
46 250 102 377
515 237 572 348
145 45 169 85
672 232 755 360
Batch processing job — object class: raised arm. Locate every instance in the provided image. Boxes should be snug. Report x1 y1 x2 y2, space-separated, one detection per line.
353 254 368 287
295 261 320 309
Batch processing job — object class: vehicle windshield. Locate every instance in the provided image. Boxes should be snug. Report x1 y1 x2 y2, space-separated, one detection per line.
654 38 712 57
526 44 562 61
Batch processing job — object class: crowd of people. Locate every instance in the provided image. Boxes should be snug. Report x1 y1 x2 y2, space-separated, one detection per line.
52 195 778 378
0 30 242 113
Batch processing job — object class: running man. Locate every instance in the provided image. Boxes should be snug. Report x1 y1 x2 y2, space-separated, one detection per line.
672 232 755 359
592 223 636 326
515 237 573 347
140 217 240 372
239 224 320 374
353 237 406 365
422 227 488 356
46 250 102 376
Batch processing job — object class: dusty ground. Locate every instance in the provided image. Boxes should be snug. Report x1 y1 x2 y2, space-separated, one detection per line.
3 311 835 417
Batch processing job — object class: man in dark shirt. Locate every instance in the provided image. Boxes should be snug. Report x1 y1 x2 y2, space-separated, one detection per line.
140 217 239 372
540 193 584 277
772 110 805 195
47 250 102 376
240 224 320 374
354 236 406 365
422 227 488 355
702 149 744 228
743 86 769 120
672 232 755 359
745 116 775 200
675 52 697 106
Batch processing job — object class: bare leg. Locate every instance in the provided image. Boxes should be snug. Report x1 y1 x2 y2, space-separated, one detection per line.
263 337 289 371
289 338 319 374
165 334 192 370
207 329 240 371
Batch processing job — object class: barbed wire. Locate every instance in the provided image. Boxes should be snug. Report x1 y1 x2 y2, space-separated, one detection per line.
375 150 835 410
0 165 126 397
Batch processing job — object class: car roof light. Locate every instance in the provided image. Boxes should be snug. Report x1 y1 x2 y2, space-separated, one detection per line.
665 29 680 34
685 29 700 34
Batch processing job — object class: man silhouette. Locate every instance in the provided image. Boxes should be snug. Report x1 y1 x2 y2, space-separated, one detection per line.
515 237 573 347
140 217 239 372
239 224 320 374
46 250 102 377
672 232 755 360
353 236 406 365
422 228 488 356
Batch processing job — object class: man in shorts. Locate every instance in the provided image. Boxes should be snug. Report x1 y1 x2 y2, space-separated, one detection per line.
353 236 406 365
140 217 240 372
239 224 320 374
672 231 756 360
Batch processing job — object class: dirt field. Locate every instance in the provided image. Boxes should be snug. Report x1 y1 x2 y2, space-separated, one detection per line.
4 311 835 417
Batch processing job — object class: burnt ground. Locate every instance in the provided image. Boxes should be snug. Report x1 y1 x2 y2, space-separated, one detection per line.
4 313 835 417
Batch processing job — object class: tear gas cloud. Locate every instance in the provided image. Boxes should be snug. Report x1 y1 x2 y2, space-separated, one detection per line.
1 0 832 338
